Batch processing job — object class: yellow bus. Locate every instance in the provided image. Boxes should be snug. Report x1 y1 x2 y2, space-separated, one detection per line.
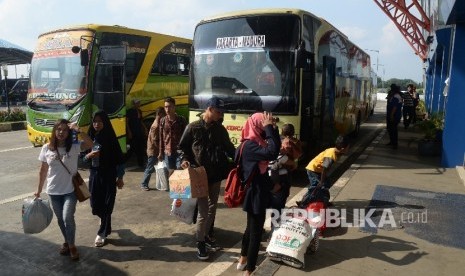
27 24 191 151
189 8 375 158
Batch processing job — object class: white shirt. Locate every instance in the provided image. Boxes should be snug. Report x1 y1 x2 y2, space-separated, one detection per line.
38 143 82 195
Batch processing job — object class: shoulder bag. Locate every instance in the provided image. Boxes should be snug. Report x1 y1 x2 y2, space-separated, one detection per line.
57 152 90 202
224 141 255 208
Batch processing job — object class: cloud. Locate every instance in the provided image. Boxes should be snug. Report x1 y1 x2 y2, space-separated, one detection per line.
339 26 368 41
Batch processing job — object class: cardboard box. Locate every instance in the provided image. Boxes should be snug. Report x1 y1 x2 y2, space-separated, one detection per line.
169 166 209 199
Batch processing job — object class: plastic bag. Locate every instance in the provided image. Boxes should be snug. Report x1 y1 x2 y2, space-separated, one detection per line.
155 161 169 191
170 198 197 224
22 197 53 234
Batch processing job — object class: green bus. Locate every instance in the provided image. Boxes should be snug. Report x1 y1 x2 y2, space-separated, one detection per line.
27 24 191 151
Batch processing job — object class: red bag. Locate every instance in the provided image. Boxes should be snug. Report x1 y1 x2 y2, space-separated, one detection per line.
224 142 254 208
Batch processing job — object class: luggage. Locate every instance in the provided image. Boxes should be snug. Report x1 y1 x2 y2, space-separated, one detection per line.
266 216 317 268
22 197 53 234
170 198 197 224
155 161 169 191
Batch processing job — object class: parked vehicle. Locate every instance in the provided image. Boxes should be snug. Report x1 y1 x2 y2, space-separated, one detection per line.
8 78 29 102
0 78 20 102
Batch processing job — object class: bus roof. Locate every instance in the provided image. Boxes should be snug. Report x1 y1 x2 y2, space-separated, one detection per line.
198 8 369 57
38 24 191 43
198 8 320 24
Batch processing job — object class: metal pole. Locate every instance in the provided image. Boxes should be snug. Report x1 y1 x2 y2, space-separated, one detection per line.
2 64 10 113
5 75 10 113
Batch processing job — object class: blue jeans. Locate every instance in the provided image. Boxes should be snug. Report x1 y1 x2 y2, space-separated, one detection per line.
164 153 181 170
49 192 77 245
299 170 330 207
141 156 157 188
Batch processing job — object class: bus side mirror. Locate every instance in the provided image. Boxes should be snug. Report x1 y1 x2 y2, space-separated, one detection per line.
71 46 89 67
80 49 89 67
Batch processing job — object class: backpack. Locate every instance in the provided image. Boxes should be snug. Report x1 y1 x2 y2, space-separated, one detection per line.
224 142 254 208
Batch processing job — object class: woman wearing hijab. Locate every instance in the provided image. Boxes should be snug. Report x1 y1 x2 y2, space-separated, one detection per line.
84 110 125 247
236 111 281 275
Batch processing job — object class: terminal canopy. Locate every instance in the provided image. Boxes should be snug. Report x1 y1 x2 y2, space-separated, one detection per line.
0 38 33 65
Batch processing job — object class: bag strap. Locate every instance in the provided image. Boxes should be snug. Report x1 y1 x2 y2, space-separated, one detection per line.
56 151 72 175
235 141 255 186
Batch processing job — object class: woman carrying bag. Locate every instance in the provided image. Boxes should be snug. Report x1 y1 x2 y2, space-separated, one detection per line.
236 111 280 275
35 119 93 260
85 110 125 247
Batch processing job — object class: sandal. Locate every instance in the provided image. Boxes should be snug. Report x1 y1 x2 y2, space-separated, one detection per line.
94 235 105 247
59 243 69 255
69 246 79 261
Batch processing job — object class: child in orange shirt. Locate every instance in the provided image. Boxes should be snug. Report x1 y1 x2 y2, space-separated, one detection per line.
269 124 303 211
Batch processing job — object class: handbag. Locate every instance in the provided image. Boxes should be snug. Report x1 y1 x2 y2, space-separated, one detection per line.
57 152 91 202
224 141 255 208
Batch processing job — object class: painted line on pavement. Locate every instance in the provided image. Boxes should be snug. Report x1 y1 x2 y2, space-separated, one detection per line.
0 178 90 205
0 146 33 153
0 193 34 205
195 245 241 276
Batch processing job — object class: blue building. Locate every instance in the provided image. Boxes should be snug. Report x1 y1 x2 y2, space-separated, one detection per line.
424 0 465 167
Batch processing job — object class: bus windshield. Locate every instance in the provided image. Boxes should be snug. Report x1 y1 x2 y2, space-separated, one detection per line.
28 30 91 111
191 15 300 114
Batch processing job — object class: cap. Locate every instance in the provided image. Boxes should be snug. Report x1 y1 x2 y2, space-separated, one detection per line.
206 97 225 113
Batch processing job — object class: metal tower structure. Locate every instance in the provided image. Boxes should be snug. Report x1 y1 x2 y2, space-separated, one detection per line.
373 0 431 61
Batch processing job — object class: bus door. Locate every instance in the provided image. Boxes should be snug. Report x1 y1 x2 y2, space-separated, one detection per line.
94 45 127 151
299 53 315 158
319 55 336 149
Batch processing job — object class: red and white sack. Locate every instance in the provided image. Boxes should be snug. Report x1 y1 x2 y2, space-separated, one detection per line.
266 217 316 268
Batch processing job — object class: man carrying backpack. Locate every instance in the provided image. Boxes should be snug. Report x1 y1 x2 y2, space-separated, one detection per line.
178 97 236 260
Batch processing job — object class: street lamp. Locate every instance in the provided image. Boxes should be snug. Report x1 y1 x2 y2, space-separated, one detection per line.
364 49 380 73
1 64 10 113
377 64 385 89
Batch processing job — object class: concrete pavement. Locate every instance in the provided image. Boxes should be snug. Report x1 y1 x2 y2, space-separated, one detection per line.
2 102 465 275
255 123 465 275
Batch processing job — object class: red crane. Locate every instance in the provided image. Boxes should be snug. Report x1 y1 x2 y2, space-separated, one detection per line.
373 0 431 61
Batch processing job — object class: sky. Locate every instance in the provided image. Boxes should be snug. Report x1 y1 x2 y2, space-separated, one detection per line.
0 0 424 83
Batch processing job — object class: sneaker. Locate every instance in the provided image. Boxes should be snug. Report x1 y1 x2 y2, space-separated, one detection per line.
141 186 150 191
197 241 209 260
94 235 105 247
205 236 222 252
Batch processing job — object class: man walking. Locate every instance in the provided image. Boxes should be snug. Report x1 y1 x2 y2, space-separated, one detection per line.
158 97 187 172
178 97 236 260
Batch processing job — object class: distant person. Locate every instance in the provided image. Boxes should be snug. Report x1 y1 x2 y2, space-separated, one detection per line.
85 110 125 247
297 135 350 208
402 84 416 129
158 97 188 173
126 99 147 167
35 119 93 261
236 112 280 275
178 96 236 260
386 84 403 149
410 84 420 124
140 107 166 191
